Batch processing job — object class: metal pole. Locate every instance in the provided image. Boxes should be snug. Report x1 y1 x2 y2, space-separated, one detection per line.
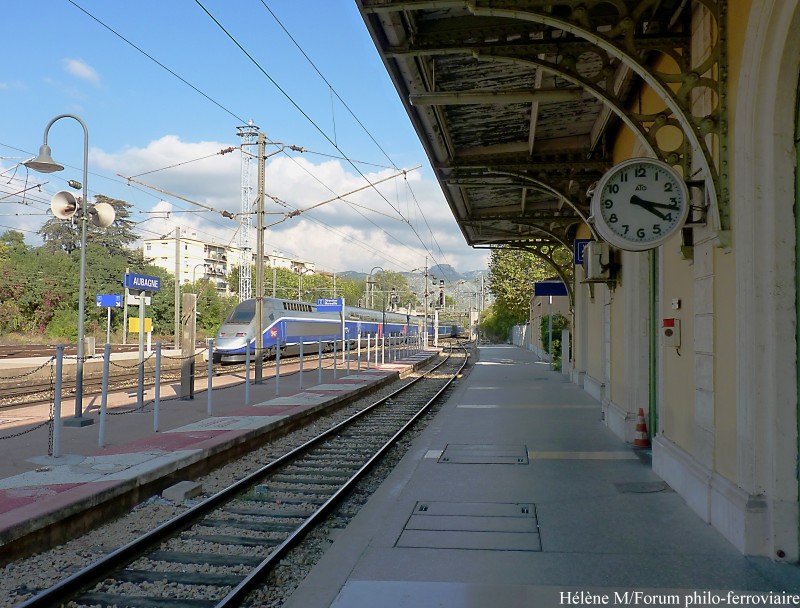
245 343 251 405
366 334 370 369
53 345 63 457
123 267 129 346
346 336 351 374
548 296 554 370
106 307 111 346
255 133 266 383
333 338 338 379
75 119 89 425
99 342 110 447
154 341 161 431
318 339 323 385
207 338 214 415
275 325 281 396
174 226 181 350
137 292 145 408
357 332 362 370
299 338 304 389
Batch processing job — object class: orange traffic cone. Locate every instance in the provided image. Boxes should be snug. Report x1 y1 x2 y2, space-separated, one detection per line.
633 408 650 448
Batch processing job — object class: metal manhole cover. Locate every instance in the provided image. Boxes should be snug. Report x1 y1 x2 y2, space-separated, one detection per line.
438 444 529 464
396 501 541 551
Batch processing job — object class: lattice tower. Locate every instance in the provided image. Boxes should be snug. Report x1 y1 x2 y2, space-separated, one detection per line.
236 122 259 302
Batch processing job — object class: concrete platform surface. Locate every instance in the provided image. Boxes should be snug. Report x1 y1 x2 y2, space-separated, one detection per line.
284 344 800 608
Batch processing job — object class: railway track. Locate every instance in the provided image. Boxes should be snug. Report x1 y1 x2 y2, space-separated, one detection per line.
17 344 468 607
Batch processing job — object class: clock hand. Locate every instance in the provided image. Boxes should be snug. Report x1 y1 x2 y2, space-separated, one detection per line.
638 199 680 210
630 195 667 220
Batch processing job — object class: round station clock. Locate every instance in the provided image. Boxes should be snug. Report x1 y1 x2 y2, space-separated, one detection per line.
590 157 690 251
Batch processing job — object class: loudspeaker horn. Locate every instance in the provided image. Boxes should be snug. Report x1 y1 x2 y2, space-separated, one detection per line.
90 202 116 228
50 191 79 220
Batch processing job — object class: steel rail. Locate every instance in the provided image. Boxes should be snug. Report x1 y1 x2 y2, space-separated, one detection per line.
16 345 465 608
217 344 467 606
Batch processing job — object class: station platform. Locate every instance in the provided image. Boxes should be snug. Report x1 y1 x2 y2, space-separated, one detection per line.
284 344 800 608
0 346 436 559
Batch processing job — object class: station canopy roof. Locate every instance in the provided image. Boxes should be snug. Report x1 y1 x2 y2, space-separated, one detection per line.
355 0 714 258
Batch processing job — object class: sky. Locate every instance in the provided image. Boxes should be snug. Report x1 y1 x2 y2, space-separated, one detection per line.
0 1 489 281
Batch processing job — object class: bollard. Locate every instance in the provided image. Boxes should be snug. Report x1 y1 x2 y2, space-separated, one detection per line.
275 342 281 396
98 342 111 448
357 332 362 371
366 334 370 369
380 335 384 366
245 344 251 405
53 344 64 458
299 338 304 389
318 340 323 385
207 338 213 415
154 342 162 431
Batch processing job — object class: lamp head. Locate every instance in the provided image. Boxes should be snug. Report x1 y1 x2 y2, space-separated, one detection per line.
23 144 65 174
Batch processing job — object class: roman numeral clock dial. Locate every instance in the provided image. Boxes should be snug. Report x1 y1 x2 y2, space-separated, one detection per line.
590 158 690 251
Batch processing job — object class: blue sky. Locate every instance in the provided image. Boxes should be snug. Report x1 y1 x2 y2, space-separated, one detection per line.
0 1 489 278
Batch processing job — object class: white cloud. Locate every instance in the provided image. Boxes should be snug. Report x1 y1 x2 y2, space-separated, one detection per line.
92 136 488 275
62 58 100 85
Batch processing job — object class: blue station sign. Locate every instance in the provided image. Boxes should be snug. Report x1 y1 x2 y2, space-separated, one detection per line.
124 273 161 292
316 298 343 313
574 239 591 265
534 281 568 297
96 294 123 308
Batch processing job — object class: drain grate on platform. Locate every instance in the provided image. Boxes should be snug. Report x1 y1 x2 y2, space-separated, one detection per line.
396 501 541 551
438 444 529 464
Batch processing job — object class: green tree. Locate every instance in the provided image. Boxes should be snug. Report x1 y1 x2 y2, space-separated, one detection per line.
485 245 571 340
38 194 139 260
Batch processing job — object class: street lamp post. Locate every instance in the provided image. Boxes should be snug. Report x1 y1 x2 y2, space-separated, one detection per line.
367 266 384 310
192 263 208 291
25 114 94 427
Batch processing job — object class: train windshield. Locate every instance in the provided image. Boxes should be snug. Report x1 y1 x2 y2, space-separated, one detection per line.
224 300 256 324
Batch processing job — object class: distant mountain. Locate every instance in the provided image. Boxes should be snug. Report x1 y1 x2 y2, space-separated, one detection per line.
427 264 461 282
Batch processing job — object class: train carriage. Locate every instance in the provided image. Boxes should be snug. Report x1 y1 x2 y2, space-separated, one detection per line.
214 297 423 364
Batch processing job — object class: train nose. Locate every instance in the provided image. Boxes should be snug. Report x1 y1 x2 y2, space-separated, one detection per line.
215 335 249 351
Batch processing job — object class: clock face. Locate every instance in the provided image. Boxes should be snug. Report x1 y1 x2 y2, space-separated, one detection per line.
591 158 690 251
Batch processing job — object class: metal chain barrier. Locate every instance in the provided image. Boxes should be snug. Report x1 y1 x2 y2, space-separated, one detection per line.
0 357 56 445
162 345 210 361
108 352 156 369
0 356 55 381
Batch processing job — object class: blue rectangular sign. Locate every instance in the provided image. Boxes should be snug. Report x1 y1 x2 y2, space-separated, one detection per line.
124 273 161 292
534 281 568 297
316 298 343 313
574 239 591 265
96 294 123 307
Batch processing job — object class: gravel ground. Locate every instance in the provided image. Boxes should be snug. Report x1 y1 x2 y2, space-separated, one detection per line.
1 350 469 607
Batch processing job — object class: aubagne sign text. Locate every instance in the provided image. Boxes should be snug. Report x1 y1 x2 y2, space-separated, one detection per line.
123 273 161 292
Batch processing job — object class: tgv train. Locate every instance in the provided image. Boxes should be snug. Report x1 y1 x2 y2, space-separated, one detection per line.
213 297 460 364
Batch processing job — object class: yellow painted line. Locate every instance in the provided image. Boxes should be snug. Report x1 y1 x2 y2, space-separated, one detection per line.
528 451 638 460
